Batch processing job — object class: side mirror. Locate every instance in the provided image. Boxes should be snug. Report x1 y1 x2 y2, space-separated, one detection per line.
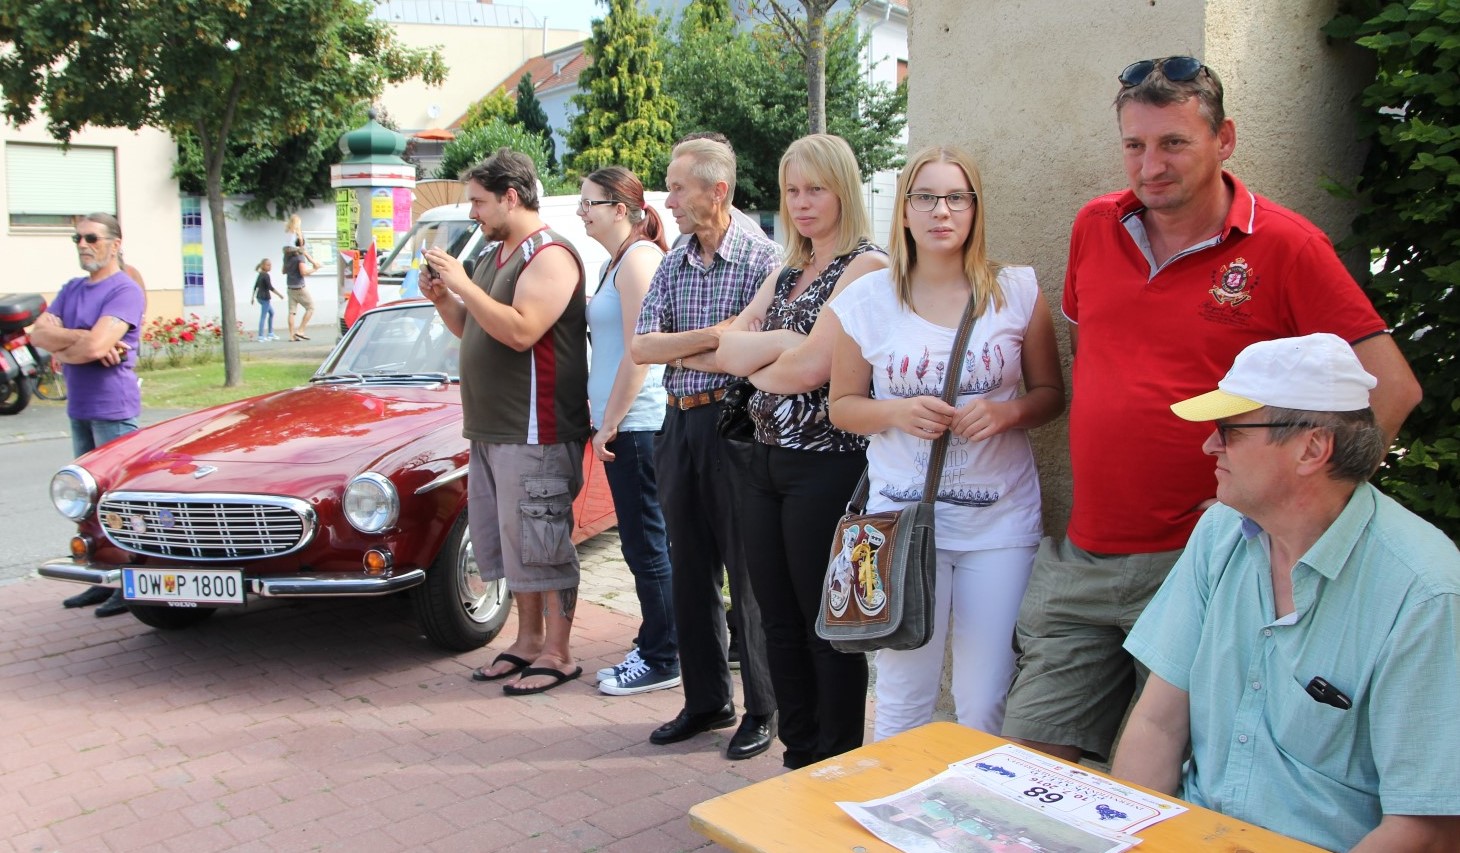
462 257 476 279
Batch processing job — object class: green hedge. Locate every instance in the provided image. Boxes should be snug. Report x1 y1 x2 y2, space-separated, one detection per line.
1326 0 1460 538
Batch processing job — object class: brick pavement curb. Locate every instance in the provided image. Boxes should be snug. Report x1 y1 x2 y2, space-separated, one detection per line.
0 537 811 853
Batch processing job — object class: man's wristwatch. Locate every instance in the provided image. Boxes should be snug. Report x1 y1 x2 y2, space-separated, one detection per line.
675 357 684 370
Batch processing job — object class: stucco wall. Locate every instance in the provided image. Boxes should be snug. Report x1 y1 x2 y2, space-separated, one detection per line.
908 0 1367 534
1 122 184 316
382 24 587 130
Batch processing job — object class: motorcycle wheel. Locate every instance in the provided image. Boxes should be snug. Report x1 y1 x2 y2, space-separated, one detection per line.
0 373 31 415
127 603 217 630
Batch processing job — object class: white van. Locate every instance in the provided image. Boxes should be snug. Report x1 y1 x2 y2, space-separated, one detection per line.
378 192 673 296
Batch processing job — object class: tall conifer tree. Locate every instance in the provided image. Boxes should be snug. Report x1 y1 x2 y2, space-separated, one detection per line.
566 0 677 186
515 73 557 170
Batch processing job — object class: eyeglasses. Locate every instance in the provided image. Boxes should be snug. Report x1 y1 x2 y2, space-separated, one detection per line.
905 192 977 212
577 198 617 211
71 233 108 245
1213 421 1313 448
1119 56 1207 88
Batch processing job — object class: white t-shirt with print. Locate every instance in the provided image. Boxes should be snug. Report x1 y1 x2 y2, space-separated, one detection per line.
829 266 1044 551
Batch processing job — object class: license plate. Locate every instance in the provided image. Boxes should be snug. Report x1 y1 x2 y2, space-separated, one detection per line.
5 341 33 369
123 568 245 604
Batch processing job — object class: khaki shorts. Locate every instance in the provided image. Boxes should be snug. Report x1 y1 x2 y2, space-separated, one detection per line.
467 441 585 593
1000 536 1182 760
287 287 313 311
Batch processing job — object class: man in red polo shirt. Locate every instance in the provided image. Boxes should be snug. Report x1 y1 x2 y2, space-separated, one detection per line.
1000 57 1422 763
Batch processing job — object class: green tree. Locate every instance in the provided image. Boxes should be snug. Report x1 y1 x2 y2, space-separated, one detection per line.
172 104 370 220
566 0 678 187
435 118 550 181
1325 0 1460 537
664 5 905 211
515 73 557 170
460 87 515 132
744 0 867 135
0 0 444 386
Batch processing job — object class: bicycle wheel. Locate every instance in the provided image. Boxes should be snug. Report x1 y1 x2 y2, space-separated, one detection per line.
34 359 66 401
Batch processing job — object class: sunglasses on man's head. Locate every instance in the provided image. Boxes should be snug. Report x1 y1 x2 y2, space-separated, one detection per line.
1119 56 1206 88
71 233 106 245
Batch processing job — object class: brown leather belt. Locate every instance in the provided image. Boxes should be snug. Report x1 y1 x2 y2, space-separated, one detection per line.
666 387 727 411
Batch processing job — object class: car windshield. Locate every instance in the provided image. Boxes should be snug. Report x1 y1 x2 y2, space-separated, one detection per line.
378 217 480 280
313 304 459 382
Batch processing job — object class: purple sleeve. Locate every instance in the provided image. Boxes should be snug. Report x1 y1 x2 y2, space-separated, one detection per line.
99 279 146 330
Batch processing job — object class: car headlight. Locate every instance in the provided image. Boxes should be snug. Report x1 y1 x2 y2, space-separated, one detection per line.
344 472 399 533
51 465 98 521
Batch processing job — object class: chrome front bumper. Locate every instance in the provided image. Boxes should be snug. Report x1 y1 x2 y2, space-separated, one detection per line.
38 559 426 599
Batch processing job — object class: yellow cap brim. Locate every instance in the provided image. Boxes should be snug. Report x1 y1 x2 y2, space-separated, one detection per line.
1170 389 1263 422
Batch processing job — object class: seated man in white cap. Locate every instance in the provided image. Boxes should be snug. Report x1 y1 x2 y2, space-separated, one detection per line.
1111 333 1460 852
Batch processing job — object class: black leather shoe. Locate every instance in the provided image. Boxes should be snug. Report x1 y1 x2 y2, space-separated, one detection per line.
649 704 737 745
726 712 776 761
94 590 129 618
63 586 112 608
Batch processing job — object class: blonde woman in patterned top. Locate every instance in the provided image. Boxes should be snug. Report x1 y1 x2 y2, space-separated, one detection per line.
717 134 888 768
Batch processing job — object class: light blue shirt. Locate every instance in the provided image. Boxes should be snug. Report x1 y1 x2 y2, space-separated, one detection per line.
1126 484 1460 852
588 241 665 432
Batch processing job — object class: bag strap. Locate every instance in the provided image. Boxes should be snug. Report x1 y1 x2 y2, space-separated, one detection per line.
846 293 981 512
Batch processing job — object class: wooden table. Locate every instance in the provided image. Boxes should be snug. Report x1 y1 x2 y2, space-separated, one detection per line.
690 721 1323 852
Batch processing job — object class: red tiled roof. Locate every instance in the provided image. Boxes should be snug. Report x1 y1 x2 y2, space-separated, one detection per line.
449 42 588 129
500 43 588 99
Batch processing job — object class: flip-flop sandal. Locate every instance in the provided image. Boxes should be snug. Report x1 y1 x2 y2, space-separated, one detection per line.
502 665 583 696
470 652 531 682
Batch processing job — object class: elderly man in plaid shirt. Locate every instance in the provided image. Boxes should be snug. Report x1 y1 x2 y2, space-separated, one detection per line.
631 137 781 761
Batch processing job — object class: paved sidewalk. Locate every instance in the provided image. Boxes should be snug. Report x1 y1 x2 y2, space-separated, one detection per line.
0 536 791 853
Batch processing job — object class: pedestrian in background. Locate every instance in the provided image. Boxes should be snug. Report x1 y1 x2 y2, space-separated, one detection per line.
252 258 283 341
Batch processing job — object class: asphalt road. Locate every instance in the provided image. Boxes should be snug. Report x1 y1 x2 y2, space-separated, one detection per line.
0 401 189 585
0 333 338 586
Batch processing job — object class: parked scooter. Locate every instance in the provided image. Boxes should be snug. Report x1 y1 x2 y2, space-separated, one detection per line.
0 293 47 415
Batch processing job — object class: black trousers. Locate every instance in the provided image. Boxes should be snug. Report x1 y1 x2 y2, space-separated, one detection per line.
654 404 775 717
738 441 869 767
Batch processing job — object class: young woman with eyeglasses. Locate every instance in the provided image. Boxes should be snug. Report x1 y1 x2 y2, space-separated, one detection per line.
825 145 1065 740
576 166 680 697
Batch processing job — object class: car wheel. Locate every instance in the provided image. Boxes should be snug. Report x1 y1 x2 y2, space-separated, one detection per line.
413 512 511 652
126 603 218 630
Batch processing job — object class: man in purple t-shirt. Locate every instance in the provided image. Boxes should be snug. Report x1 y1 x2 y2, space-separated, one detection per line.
31 212 146 616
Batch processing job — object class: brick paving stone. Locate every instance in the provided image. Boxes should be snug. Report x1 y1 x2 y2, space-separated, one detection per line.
601 825 705 853
0 537 826 853
550 817 616 849
159 824 240 853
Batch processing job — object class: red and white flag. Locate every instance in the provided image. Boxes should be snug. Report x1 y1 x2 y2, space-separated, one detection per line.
343 242 378 328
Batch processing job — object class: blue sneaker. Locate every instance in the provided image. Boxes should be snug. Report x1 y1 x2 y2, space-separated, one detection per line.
599 657 681 696
596 647 641 682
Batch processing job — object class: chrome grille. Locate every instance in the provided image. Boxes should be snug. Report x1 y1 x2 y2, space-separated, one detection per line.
97 492 316 561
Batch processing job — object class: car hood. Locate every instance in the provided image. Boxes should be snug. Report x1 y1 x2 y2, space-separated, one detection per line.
89 385 462 491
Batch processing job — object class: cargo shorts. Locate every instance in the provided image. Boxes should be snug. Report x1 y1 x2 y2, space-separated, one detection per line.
1000 535 1182 760
467 440 586 593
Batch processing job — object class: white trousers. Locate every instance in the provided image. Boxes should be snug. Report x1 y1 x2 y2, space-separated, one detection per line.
872 544 1037 741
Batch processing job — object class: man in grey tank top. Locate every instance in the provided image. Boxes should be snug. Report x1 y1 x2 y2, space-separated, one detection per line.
422 148 591 696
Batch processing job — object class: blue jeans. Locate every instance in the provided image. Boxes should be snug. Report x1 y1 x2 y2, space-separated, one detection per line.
601 429 677 669
257 300 275 338
71 417 139 458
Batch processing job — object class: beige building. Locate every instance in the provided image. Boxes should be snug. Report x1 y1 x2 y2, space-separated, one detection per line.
1 123 184 316
907 0 1372 530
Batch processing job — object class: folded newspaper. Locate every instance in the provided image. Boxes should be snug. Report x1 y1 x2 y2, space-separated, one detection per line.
837 744 1187 853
